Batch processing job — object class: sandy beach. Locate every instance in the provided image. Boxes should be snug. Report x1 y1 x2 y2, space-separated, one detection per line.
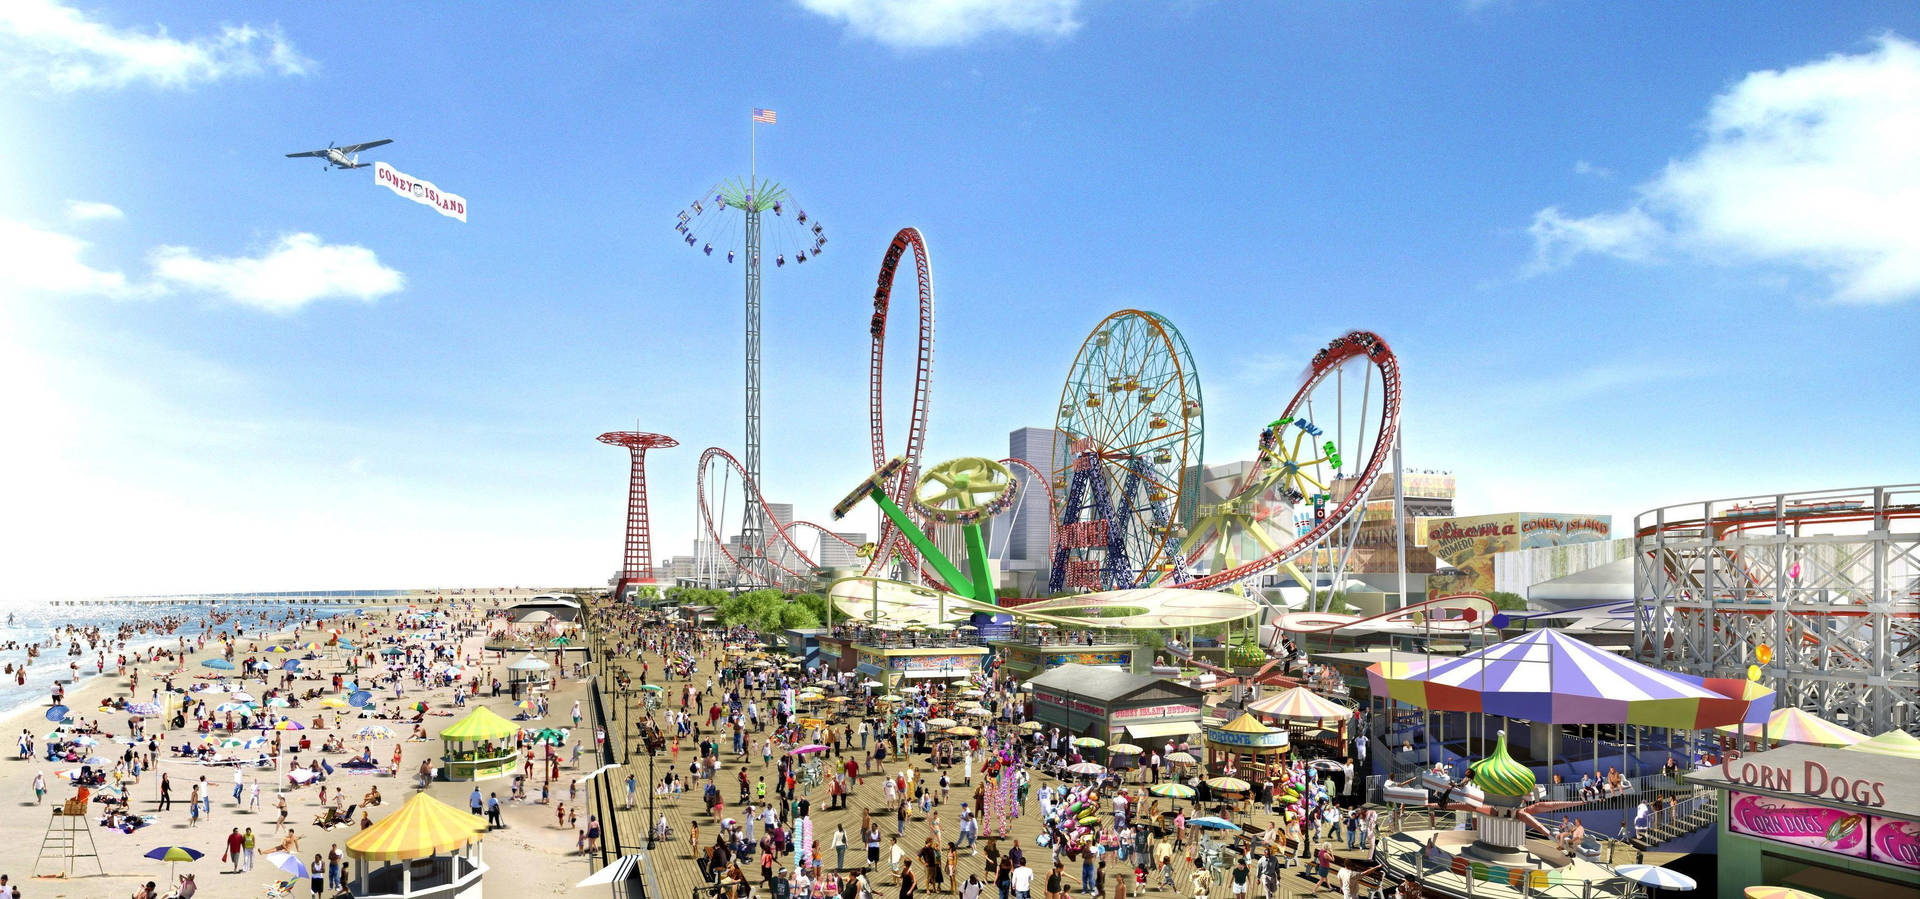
1 597 605 898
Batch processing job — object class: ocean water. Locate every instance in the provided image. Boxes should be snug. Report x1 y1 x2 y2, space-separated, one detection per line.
0 597 375 722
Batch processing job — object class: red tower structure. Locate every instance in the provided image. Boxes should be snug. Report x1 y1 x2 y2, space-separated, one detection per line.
598 430 679 601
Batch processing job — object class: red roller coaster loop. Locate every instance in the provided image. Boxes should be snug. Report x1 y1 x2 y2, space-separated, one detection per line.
864 227 937 581
1179 330 1403 591
696 445 832 587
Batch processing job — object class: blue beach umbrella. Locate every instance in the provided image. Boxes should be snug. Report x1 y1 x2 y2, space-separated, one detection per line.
348 690 373 708
282 660 302 671
200 658 235 671
46 705 70 722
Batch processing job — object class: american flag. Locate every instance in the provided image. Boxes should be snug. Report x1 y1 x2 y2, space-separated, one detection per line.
752 108 777 124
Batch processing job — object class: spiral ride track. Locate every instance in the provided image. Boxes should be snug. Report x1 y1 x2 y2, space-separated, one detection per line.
863 227 937 584
695 446 835 590
1177 331 1402 599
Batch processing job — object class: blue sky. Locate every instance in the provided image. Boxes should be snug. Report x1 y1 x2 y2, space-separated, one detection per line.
3 0 1917 597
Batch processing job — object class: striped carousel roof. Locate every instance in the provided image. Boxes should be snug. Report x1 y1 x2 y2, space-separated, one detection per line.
1245 687 1351 723
1367 629 1773 728
345 791 487 861
1715 707 1869 747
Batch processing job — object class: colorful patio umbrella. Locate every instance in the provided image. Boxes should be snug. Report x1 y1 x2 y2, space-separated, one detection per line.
1189 816 1241 832
273 720 304 731
1743 889 1820 899
319 696 350 708
1367 629 1773 728
1066 762 1107 776
1149 783 1195 799
1071 737 1107 749
1846 729 1920 759
265 851 310 879
944 726 980 737
144 845 204 880
1204 776 1250 792
927 717 958 728
1017 721 1044 731
1715 707 1869 746
790 744 830 755
1109 743 1145 754
1165 751 1198 764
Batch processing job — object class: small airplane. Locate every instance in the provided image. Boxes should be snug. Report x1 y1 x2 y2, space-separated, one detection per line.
285 139 393 170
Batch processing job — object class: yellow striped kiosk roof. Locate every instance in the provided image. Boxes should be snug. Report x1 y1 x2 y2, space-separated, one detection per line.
346 791 487 861
440 706 519 742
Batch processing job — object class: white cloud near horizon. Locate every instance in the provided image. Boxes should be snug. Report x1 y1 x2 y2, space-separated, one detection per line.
0 0 310 91
2 216 403 312
65 199 125 222
150 233 404 313
795 0 1082 48
1527 34 1920 304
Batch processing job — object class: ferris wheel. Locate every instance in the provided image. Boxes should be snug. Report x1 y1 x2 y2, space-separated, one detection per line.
1049 310 1205 592
1177 330 1402 600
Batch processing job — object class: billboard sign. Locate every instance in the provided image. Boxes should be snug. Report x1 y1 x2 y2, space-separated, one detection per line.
1421 512 1611 596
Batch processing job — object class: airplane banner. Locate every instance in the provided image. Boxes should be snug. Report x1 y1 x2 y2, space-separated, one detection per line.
373 161 467 222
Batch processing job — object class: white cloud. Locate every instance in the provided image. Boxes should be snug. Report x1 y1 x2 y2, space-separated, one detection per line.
1572 160 1611 178
0 0 310 91
65 199 125 222
795 0 1082 48
0 217 141 297
1526 34 1920 303
149 233 403 313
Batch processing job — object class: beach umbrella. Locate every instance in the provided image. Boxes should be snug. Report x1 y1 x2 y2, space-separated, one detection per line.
828 696 851 704
1188 817 1241 832
927 717 958 728
71 735 98 747
229 691 255 702
945 726 980 737
281 660 302 672
1204 776 1251 792
1071 737 1106 749
144 845 205 880
516 700 539 715
348 691 373 707
410 701 428 713
265 697 290 708
1109 743 1145 754
1149 784 1195 799
861 679 884 688
878 694 906 702
354 726 395 739
79 755 109 766
201 658 235 670
1017 721 1044 731
790 744 830 755
46 705 70 722
959 689 984 698
265 851 310 879
1615 864 1697 892
126 701 161 716
1067 762 1107 776
963 707 992 718
638 684 663 692
1165 751 1198 765
214 702 254 714
319 697 350 708
273 720 304 731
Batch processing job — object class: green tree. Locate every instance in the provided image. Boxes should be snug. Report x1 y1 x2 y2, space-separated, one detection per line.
1484 591 1528 611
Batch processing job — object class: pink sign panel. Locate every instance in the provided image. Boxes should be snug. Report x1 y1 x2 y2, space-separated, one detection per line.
1729 792 1869 859
1870 817 1920 871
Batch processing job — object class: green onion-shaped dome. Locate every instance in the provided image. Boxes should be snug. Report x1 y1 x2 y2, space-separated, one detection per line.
1470 730 1536 798
1227 635 1268 669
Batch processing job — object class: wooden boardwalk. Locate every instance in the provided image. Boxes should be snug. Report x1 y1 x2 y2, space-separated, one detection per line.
584 637 1387 899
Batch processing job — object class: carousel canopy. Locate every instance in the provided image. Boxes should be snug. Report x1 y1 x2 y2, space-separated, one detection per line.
507 654 552 671
346 791 487 862
1246 687 1351 723
1715 707 1870 747
1367 629 1773 728
440 706 519 742
1847 729 1920 760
